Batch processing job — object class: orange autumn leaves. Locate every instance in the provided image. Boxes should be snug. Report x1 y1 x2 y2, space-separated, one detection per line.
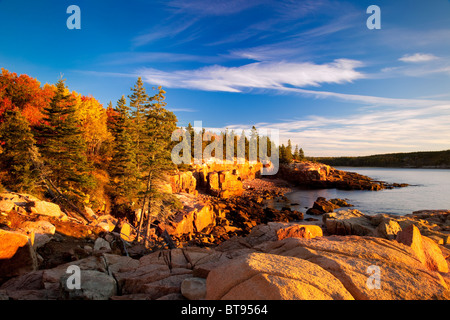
0 68 111 159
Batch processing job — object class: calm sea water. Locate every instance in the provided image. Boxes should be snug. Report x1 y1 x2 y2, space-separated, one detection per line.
266 167 450 216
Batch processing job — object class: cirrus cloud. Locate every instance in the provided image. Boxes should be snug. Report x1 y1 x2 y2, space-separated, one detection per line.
138 59 365 92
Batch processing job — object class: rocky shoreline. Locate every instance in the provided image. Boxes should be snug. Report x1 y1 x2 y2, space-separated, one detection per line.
275 162 409 190
0 161 448 300
0 198 448 300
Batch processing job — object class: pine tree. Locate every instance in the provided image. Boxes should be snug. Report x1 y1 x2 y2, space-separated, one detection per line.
299 148 305 161
0 108 39 192
293 144 300 161
136 86 178 246
249 126 259 162
279 144 286 163
186 122 195 161
285 139 293 163
128 77 150 173
108 95 139 203
37 79 94 198
237 130 246 162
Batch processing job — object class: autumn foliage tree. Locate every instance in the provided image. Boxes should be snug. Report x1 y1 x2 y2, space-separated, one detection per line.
0 68 54 126
37 79 95 201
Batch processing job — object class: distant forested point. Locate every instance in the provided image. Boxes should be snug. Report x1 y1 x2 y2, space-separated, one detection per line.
311 150 450 168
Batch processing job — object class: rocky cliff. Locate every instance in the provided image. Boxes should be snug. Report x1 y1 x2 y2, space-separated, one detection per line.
276 161 407 190
168 161 263 198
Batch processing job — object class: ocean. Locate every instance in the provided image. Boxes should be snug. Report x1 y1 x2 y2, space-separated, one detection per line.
265 167 450 215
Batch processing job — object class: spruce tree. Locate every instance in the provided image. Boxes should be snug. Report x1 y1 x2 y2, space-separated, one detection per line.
128 77 150 173
136 86 178 246
108 95 139 203
279 144 286 163
37 79 94 197
299 148 305 161
293 144 300 161
285 139 293 163
249 126 259 162
186 122 195 162
0 108 39 192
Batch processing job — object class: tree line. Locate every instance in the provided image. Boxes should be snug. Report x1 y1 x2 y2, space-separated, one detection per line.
312 150 450 168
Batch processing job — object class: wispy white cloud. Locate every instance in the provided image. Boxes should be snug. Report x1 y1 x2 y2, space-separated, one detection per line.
138 59 365 92
277 86 449 108
224 103 450 156
132 17 198 47
399 53 439 63
379 54 450 78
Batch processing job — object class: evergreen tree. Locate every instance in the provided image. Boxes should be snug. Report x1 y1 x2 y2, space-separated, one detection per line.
299 148 305 161
293 144 300 161
201 128 208 159
0 108 39 192
136 86 178 246
237 130 246 162
128 77 150 173
108 95 139 203
37 79 94 197
285 139 293 163
223 128 235 162
249 126 259 162
186 122 195 161
279 144 286 163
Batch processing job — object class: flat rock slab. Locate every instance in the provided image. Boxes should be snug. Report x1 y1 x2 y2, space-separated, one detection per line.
206 252 354 300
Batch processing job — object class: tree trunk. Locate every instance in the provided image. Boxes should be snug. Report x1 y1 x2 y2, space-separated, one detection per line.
137 170 153 244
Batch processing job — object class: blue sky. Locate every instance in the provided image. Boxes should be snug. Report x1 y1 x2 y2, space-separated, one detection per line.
1 0 449 156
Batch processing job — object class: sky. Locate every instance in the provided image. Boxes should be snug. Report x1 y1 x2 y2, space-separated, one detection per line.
0 0 449 156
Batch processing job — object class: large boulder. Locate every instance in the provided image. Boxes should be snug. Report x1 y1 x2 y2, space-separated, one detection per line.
259 236 449 300
194 203 215 233
19 220 56 236
396 224 448 273
306 197 338 215
60 269 117 300
207 171 243 198
94 215 118 232
29 200 68 220
276 225 323 240
0 199 15 213
323 210 376 236
170 171 197 195
181 277 207 300
160 194 216 237
0 229 38 280
206 252 353 300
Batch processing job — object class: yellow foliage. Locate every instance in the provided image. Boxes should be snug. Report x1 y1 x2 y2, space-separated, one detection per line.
72 92 112 154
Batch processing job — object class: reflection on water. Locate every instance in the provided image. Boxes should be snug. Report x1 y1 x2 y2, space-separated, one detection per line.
265 167 450 216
